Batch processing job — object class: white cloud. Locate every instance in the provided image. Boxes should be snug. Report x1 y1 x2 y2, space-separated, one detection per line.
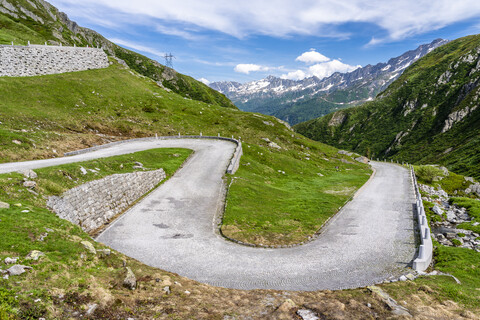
50 0 480 41
281 52 360 80
280 70 306 81
295 50 330 64
109 38 164 58
198 77 210 85
308 60 360 79
234 64 270 74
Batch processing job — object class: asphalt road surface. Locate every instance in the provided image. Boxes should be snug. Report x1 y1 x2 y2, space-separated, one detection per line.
0 139 417 290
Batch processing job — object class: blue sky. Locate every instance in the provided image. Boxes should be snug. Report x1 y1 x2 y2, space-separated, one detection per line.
49 0 480 84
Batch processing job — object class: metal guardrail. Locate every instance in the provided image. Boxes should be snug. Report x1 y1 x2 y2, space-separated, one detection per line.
63 135 242 174
411 166 433 271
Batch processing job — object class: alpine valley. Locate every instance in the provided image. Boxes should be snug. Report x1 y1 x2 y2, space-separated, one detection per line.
295 34 480 180
210 39 448 125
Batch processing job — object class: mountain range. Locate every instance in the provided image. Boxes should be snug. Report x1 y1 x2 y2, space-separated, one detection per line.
295 34 480 180
210 39 449 124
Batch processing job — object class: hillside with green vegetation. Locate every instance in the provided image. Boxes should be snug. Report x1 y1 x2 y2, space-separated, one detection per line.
295 34 480 180
0 0 235 108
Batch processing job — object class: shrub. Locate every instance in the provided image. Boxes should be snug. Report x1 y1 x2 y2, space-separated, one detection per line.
451 239 462 246
415 165 444 184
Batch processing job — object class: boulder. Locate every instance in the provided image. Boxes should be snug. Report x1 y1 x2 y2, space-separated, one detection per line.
20 169 37 179
268 141 282 150
25 250 45 261
355 156 369 164
432 205 443 215
4 257 18 264
7 265 32 276
81 241 97 254
23 181 37 188
123 267 136 290
446 210 457 222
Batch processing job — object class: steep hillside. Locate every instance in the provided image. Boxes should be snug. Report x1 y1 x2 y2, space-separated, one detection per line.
295 34 480 180
210 39 448 124
0 0 235 108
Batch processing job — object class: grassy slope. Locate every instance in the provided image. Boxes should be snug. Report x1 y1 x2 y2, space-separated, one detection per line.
295 34 480 180
0 3 235 109
0 62 370 245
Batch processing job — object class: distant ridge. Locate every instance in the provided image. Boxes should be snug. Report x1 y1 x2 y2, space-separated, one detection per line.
211 39 449 124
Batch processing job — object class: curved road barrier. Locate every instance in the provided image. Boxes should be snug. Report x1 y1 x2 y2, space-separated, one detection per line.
411 167 433 271
0 139 417 290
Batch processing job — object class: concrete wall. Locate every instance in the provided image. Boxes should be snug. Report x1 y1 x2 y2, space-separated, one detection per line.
411 167 433 271
47 169 166 233
64 135 243 175
0 44 109 77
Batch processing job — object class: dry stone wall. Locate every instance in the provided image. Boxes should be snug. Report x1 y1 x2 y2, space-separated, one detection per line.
0 44 109 77
47 169 166 233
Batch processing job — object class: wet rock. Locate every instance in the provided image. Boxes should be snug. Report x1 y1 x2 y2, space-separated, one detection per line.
123 267 136 290
7 265 32 276
25 250 45 261
81 241 96 254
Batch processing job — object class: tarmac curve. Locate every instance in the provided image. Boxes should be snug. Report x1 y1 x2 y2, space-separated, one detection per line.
0 138 417 290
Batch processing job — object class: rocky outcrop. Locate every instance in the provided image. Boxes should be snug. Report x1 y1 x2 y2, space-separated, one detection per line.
442 106 478 133
0 45 109 77
328 112 346 127
47 169 166 233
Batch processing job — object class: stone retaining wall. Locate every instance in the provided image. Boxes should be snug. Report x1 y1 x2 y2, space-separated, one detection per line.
0 44 109 77
47 169 166 233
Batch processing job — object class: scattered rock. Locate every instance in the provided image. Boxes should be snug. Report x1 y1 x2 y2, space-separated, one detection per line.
0 201 10 209
4 257 18 265
123 267 136 290
262 120 274 126
446 210 456 222
79 166 88 175
7 265 32 276
13 203 22 207
277 299 296 312
297 309 319 320
25 250 45 261
23 181 37 188
399 275 407 282
367 286 411 317
97 249 111 257
268 141 281 150
81 241 96 254
355 156 369 164
12 140 22 145
20 169 37 179
163 286 171 295
405 273 416 281
432 205 443 215
86 303 98 316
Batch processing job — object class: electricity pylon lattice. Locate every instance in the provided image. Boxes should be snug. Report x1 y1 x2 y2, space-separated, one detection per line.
164 53 175 68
